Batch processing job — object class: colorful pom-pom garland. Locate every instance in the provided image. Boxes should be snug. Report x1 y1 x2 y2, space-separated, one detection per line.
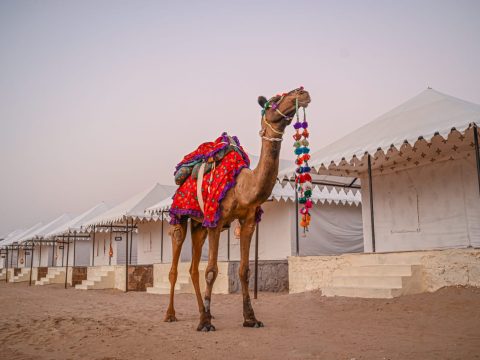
294 99 313 236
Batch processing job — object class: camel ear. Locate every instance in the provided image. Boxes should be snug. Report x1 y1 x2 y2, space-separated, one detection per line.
258 96 268 108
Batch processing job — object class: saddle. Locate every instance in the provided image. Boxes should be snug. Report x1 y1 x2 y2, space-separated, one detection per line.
174 135 242 186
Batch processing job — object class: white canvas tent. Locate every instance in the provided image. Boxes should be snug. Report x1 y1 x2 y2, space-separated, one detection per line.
18 214 74 268
280 88 480 253
1 223 43 269
83 183 176 266
43 203 111 267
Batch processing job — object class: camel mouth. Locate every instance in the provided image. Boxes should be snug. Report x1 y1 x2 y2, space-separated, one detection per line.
298 92 311 108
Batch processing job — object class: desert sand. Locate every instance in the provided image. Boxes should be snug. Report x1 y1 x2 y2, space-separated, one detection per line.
0 282 479 360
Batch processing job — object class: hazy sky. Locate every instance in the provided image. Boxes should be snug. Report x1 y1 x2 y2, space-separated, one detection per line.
1 0 479 235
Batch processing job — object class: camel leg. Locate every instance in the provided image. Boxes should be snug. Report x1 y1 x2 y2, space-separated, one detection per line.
197 226 221 331
189 220 208 317
239 218 264 328
164 221 188 322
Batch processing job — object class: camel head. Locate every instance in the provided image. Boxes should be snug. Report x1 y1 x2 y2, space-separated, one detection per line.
257 87 311 135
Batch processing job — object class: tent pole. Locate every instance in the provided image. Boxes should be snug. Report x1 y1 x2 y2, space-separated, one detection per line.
16 245 19 268
10 245 13 268
29 242 35 286
109 225 112 266
295 187 299 256
38 242 42 267
367 154 376 252
52 243 55 267
129 221 133 265
254 223 259 300
473 125 480 196
5 248 9 283
125 219 129 293
73 235 76 267
64 235 70 289
227 227 230 262
61 240 65 267
160 212 164 263
92 225 96 267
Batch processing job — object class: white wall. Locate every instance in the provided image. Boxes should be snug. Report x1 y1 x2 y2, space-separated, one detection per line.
361 152 480 252
299 202 364 255
137 221 167 264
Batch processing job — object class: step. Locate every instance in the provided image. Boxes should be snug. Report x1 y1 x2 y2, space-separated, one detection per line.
146 284 186 295
36 269 66 285
349 254 423 266
146 287 170 295
335 265 418 277
158 274 191 283
332 275 406 289
322 286 401 299
75 270 115 290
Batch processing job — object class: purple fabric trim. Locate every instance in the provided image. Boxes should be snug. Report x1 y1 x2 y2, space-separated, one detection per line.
232 135 251 168
174 133 231 175
169 208 204 225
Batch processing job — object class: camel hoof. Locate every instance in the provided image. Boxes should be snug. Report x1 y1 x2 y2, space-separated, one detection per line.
197 323 216 332
164 314 178 323
243 320 264 328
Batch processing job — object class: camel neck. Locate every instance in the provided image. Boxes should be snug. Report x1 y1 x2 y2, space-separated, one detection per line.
252 134 282 204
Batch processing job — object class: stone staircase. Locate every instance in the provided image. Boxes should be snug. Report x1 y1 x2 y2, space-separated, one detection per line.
322 258 424 299
9 268 31 283
147 263 198 295
75 266 115 290
36 268 66 286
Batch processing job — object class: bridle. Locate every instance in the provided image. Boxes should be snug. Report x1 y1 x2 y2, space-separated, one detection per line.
259 87 304 142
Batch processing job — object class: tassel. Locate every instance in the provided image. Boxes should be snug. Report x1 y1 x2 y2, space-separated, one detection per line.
294 104 314 237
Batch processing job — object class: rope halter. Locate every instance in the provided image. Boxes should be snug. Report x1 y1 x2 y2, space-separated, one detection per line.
260 87 304 142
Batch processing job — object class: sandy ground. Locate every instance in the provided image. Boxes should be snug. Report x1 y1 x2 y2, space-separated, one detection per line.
0 282 479 360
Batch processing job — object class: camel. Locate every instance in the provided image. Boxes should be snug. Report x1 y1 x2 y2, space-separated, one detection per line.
165 87 311 331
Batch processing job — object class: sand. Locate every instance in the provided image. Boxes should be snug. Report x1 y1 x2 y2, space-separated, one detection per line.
0 282 479 360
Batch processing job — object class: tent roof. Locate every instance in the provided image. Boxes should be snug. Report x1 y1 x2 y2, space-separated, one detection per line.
85 183 177 226
45 202 111 238
1 222 44 246
20 214 74 242
279 88 480 178
0 229 25 243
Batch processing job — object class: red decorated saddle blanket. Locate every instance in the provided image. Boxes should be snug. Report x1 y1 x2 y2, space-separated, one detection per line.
170 133 253 228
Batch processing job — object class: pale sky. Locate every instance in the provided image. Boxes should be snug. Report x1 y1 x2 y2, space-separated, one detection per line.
1 0 479 235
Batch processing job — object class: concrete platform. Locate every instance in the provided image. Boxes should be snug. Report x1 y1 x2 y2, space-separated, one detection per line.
289 248 480 298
